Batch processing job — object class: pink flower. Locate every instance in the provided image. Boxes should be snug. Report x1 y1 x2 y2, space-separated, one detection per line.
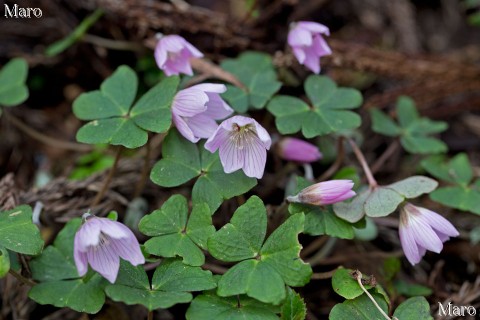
287 180 355 205
288 21 332 74
74 215 145 283
399 203 459 265
172 83 233 143
205 115 271 179
154 35 203 76
278 137 322 163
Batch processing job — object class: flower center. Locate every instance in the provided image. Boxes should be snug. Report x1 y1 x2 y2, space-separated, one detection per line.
230 124 257 150
95 232 111 250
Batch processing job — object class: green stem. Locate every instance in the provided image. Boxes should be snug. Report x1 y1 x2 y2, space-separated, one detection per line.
354 270 391 320
91 147 122 207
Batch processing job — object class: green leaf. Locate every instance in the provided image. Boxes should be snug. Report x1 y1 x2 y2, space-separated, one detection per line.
105 259 216 311
0 246 10 278
332 268 372 300
76 117 148 148
130 76 179 133
281 287 307 320
151 130 257 213
29 274 106 314
221 52 281 111
394 280 432 297
208 196 266 262
45 9 104 56
217 259 286 303
329 293 389 320
0 58 29 107
261 213 312 288
139 195 214 266
289 204 355 239
268 76 362 138
387 176 438 198
430 186 480 215
354 217 378 241
382 257 401 282
371 96 447 154
333 188 372 223
209 200 311 304
421 153 473 186
364 187 404 218
393 297 433 320
186 293 279 320
370 109 401 137
73 66 178 149
0 205 43 255
30 219 81 281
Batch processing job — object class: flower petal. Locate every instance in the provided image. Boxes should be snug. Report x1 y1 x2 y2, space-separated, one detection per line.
399 224 422 265
182 39 204 58
313 34 332 57
293 47 306 64
417 208 459 238
251 119 271 149
205 127 230 152
219 137 244 173
111 237 145 266
186 114 219 139
302 46 321 74
76 219 102 250
409 218 444 253
173 113 199 143
172 88 208 117
297 21 330 35
97 218 132 240
74 233 88 277
242 136 267 179
288 26 313 47
203 93 234 120
191 83 226 94
87 242 121 283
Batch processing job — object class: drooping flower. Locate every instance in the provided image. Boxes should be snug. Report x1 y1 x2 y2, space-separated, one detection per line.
278 137 322 163
288 21 332 74
286 180 355 206
204 115 271 179
172 83 233 143
74 214 145 283
399 203 459 265
154 34 203 76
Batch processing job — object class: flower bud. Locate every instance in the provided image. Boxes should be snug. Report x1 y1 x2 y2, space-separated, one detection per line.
287 180 355 206
278 137 322 163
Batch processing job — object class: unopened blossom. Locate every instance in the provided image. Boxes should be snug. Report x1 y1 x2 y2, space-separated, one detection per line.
288 21 332 74
278 137 322 163
205 115 271 179
154 34 203 76
172 83 233 143
399 203 459 266
74 214 145 283
287 180 355 206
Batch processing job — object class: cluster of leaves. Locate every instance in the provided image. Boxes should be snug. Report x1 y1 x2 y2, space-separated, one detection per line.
0 53 445 319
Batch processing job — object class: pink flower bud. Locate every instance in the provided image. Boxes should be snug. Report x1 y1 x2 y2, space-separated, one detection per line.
278 137 322 163
154 35 203 76
288 21 332 74
399 203 459 265
287 180 355 206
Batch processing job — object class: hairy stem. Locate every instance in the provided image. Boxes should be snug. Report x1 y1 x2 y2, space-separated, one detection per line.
147 310 153 320
4 111 92 152
8 269 36 286
91 147 122 207
347 138 378 187
371 140 400 174
354 271 392 320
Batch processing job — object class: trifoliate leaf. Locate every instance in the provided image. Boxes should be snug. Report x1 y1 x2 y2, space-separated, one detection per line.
393 297 433 320
208 197 312 304
332 268 373 300
0 205 43 255
421 153 480 214
138 195 214 266
267 75 362 138
221 51 281 112
186 293 279 320
333 176 438 220
73 66 179 148
0 58 29 107
370 96 447 154
105 259 216 311
150 130 257 213
394 280 433 297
